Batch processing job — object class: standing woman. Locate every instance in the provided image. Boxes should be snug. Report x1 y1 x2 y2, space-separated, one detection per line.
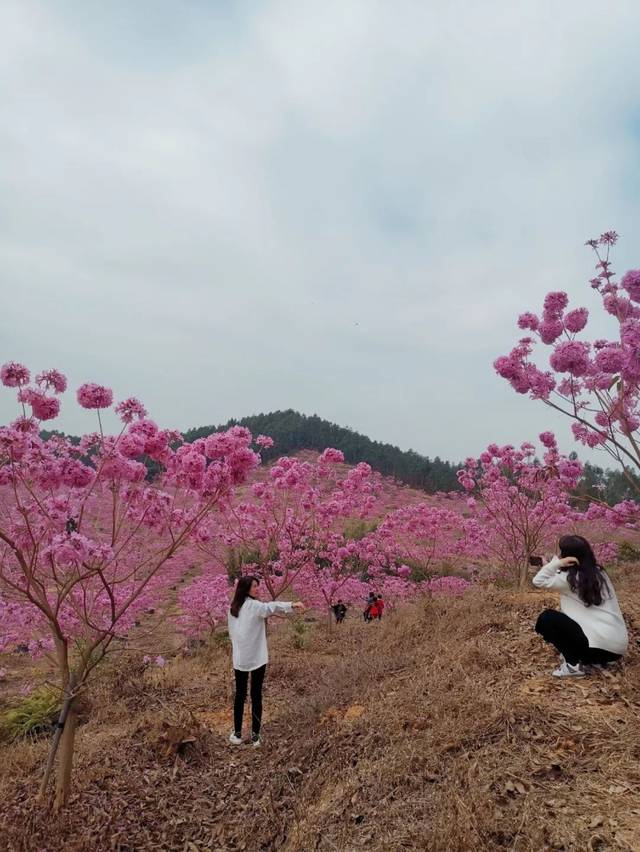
533 535 628 678
227 576 304 747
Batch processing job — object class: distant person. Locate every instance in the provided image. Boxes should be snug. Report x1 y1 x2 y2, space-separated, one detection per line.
364 591 376 622
332 600 347 624
367 596 380 622
532 535 628 678
227 576 305 746
375 595 385 620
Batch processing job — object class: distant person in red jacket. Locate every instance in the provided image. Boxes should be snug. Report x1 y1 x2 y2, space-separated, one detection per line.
375 596 385 620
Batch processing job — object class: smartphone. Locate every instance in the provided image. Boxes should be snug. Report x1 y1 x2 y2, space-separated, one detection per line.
528 556 544 567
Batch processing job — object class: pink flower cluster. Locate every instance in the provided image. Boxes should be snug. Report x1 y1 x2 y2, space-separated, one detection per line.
165 426 260 494
571 423 607 448
594 346 625 374
543 291 569 317
549 340 591 376
1 362 30 388
319 448 345 465
621 269 640 303
77 383 113 410
1 362 68 424
44 532 114 570
36 369 67 393
115 397 147 423
256 434 275 449
18 389 60 421
496 234 640 492
494 339 556 399
564 308 589 333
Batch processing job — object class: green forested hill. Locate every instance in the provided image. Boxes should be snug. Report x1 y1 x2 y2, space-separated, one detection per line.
40 410 640 500
183 409 461 493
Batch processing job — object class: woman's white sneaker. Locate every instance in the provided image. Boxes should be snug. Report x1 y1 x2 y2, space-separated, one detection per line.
229 732 243 745
552 661 585 678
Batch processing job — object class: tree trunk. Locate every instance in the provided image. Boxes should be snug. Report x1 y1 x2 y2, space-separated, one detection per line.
54 704 78 811
518 561 529 589
38 673 77 802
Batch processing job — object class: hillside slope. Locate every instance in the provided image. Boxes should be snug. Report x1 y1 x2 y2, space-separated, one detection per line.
2 574 640 851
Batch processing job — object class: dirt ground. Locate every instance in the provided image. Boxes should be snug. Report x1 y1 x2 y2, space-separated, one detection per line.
2 576 640 851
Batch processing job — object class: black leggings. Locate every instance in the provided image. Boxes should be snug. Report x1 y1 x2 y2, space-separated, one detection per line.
233 664 266 738
535 609 621 667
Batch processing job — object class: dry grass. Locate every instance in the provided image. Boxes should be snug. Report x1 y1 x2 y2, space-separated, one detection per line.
2 575 640 851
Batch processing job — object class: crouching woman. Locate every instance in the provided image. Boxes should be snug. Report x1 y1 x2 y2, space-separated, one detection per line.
532 535 628 678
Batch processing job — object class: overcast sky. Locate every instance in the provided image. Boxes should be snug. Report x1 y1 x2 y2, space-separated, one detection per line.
2 0 640 465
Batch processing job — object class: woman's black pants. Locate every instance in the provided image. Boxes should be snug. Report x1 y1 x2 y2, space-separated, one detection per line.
233 664 266 738
535 609 621 667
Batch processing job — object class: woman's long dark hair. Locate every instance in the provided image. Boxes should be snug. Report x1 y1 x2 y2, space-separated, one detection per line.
559 535 610 607
230 575 258 618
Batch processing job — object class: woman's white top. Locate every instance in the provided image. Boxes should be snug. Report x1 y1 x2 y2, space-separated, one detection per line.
532 557 628 655
227 598 293 671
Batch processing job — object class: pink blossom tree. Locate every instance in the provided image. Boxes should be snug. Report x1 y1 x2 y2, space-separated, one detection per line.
176 572 231 640
494 232 640 514
457 434 583 587
421 575 472 596
192 449 376 600
0 363 260 809
354 503 470 581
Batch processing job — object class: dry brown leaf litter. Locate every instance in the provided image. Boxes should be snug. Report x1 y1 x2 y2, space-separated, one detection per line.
1 577 640 851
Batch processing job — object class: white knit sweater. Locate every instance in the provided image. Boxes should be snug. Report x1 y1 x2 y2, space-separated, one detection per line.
532 557 628 655
228 598 293 671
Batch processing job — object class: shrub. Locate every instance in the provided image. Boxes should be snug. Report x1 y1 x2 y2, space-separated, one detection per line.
618 540 640 563
291 619 311 650
0 686 61 742
212 629 230 647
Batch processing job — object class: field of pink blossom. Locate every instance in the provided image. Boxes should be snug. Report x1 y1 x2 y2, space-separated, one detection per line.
3 233 640 847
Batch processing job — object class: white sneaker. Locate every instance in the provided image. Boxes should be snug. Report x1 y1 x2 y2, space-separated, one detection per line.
229 732 243 745
251 736 261 749
552 661 585 678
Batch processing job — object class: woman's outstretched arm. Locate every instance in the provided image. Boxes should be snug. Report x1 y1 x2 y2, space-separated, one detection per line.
255 600 305 618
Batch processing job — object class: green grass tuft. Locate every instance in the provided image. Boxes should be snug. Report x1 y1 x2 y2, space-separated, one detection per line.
0 686 61 742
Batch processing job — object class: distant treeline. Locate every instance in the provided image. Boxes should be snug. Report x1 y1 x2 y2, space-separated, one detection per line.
41 410 640 502
572 459 640 507
184 409 463 493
